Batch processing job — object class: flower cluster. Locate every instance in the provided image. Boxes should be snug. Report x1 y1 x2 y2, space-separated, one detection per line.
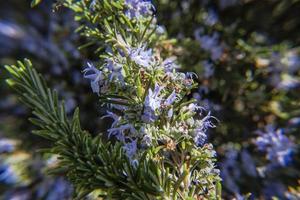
125 0 154 19
79 0 221 196
84 41 218 162
265 51 300 90
194 29 224 61
255 125 294 167
83 1 218 163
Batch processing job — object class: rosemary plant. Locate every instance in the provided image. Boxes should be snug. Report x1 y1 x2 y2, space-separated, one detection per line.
5 0 221 199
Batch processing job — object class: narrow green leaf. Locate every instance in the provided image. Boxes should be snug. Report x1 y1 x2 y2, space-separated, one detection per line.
172 171 188 199
31 0 42 7
216 181 222 200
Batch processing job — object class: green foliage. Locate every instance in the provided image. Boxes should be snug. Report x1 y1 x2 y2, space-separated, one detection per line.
5 60 161 199
5 57 219 199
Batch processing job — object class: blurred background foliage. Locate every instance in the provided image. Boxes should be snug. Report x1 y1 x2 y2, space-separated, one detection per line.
0 0 300 199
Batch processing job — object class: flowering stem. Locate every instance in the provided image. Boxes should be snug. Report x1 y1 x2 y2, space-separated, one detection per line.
139 15 155 43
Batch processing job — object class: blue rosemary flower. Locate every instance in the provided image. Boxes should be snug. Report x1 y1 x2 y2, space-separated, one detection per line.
105 59 125 85
142 84 164 123
0 139 17 153
123 139 138 163
102 111 121 128
162 57 179 72
164 90 177 106
202 61 215 78
255 126 294 167
167 108 173 119
187 103 204 113
193 131 207 147
108 124 137 142
142 84 178 122
193 112 217 146
194 30 224 60
204 9 218 26
141 133 152 147
0 163 18 184
125 0 154 19
83 62 104 94
128 45 154 68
